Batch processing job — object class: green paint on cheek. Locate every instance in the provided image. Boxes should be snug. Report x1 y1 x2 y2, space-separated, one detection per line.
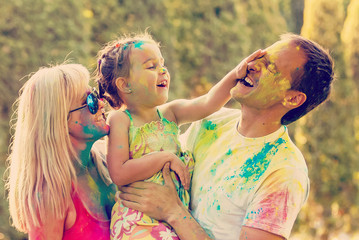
75 121 78 124
117 145 123 149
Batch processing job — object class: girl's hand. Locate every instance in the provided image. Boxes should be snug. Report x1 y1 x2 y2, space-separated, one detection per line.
119 163 184 222
233 49 266 79
168 154 190 190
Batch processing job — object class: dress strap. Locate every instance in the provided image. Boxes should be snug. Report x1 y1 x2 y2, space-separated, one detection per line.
124 109 133 126
156 108 164 121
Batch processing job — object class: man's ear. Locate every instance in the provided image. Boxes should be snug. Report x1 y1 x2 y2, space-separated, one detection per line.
115 77 132 94
282 90 307 109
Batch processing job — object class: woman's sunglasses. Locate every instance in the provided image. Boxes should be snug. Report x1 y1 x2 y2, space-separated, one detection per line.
69 88 100 115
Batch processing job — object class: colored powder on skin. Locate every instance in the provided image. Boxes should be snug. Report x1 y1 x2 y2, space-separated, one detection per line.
251 68 290 104
77 141 95 165
80 123 95 137
86 174 113 212
86 174 105 207
80 121 109 138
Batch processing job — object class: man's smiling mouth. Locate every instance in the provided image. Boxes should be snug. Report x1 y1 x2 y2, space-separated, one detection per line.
238 76 254 87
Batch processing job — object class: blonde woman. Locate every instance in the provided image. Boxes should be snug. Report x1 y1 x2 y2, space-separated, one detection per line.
6 63 117 239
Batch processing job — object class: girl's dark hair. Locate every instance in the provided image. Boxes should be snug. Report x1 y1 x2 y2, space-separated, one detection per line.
280 33 335 125
95 33 157 109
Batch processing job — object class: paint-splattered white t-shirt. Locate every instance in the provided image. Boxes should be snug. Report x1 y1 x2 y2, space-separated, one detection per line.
181 108 309 240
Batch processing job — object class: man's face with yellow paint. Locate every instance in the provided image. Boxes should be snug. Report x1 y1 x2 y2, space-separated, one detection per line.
230 40 306 109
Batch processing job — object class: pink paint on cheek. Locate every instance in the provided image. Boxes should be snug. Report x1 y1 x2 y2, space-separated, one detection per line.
103 123 110 133
69 120 84 134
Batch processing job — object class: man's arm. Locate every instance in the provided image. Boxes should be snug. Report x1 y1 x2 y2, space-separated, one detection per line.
119 163 213 240
239 226 285 240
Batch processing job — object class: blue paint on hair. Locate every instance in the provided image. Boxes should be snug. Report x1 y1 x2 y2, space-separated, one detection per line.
134 41 145 49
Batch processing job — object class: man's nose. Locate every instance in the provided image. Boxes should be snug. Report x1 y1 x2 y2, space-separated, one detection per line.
247 60 260 72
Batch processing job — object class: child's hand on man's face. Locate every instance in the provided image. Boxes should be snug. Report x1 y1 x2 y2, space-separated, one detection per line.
234 49 267 80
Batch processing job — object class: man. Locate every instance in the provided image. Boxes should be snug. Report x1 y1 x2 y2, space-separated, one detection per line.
118 33 334 240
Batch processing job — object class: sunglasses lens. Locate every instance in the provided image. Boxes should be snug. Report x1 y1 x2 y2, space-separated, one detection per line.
87 92 99 114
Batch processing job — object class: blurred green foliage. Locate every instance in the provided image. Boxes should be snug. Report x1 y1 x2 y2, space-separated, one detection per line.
1 0 358 239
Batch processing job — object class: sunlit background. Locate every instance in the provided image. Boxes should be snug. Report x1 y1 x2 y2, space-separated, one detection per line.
0 0 358 239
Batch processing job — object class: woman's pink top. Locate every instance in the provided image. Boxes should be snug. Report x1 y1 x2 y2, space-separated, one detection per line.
62 190 110 240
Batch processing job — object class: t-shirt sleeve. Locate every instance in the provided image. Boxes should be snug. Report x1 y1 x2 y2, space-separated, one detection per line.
179 120 202 153
243 167 310 239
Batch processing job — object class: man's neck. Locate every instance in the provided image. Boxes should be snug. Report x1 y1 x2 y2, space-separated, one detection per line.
237 107 283 138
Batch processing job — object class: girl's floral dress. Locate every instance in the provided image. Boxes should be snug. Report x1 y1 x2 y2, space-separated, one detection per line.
110 109 194 240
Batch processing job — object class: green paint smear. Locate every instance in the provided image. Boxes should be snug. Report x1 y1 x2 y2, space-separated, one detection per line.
203 120 217 130
238 138 285 182
226 149 232 156
210 168 216 176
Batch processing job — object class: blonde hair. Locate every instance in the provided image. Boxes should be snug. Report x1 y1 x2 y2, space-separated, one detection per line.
6 63 92 232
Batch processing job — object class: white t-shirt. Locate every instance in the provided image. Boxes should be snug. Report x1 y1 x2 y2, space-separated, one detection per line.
181 108 309 240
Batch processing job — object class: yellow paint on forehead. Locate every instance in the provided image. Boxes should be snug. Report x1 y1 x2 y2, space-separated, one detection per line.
266 40 290 62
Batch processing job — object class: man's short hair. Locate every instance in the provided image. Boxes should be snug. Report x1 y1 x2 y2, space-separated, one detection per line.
281 33 335 125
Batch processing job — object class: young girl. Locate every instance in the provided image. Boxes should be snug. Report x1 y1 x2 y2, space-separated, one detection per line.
95 33 264 239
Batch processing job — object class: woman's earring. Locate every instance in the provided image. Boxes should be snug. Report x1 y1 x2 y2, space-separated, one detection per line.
126 88 132 94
